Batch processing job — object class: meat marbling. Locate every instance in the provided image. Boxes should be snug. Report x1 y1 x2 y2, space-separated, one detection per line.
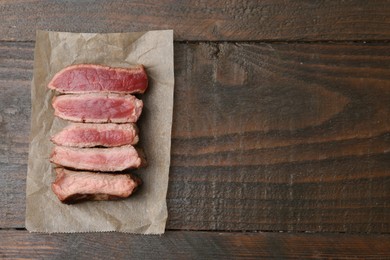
52 168 142 204
52 93 143 123
51 123 139 148
48 64 148 94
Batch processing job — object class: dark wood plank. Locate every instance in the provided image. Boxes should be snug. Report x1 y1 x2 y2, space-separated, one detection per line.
0 42 33 227
0 230 389 259
168 42 390 232
0 42 389 232
0 0 390 41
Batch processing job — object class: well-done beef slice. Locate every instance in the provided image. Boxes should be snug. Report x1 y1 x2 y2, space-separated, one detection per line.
48 64 148 94
52 168 142 204
50 145 146 171
51 123 139 148
52 93 143 123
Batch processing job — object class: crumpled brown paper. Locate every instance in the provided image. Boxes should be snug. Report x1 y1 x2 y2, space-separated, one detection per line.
25 30 174 234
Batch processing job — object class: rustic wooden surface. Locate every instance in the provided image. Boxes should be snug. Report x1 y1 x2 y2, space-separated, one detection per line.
0 41 389 233
0 0 389 41
1 0 390 258
1 230 389 259
168 42 390 232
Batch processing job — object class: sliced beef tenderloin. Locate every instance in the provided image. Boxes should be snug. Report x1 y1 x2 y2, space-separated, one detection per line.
48 64 148 94
52 168 142 204
50 145 146 171
52 93 143 123
51 123 139 148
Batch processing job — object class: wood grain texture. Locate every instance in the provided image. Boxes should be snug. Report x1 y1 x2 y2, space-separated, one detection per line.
168 42 390 232
0 42 389 232
0 42 32 227
0 230 389 259
0 0 390 41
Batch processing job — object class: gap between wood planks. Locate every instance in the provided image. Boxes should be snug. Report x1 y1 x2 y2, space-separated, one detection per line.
1 227 388 235
1 39 390 44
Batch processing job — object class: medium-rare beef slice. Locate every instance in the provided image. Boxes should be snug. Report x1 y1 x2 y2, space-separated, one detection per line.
52 93 143 123
48 64 148 94
52 168 142 204
51 123 139 148
50 145 146 171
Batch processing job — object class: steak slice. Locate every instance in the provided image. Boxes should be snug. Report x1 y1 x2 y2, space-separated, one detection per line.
52 93 143 123
52 168 142 204
50 145 146 171
51 123 139 148
48 64 148 94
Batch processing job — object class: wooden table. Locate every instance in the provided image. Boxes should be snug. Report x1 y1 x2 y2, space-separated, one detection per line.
1 1 389 258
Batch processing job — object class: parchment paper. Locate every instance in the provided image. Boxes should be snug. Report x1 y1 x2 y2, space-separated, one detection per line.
25 30 174 234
